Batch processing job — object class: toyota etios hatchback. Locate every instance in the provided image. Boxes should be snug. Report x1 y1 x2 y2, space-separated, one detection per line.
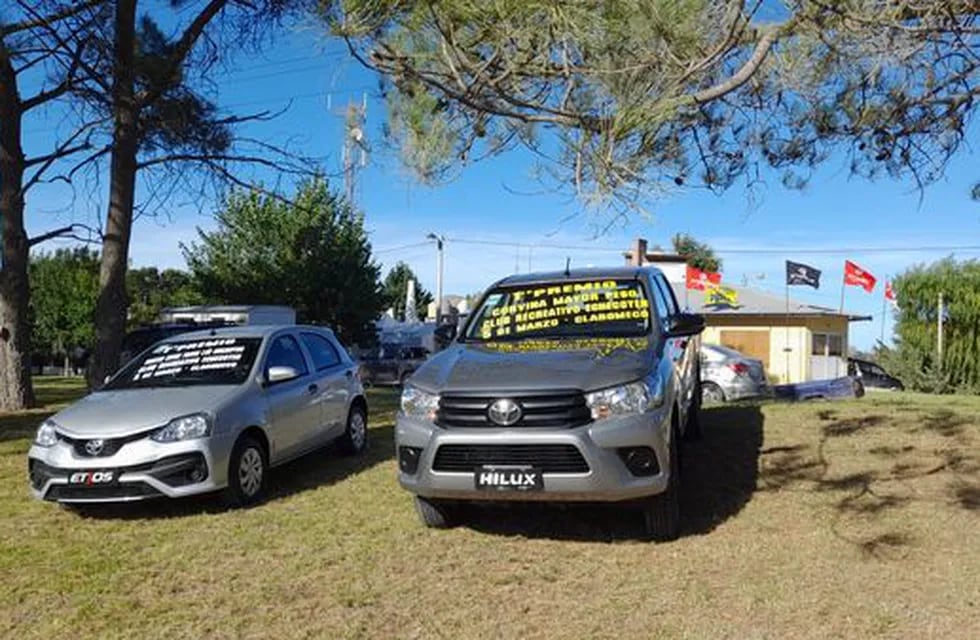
396 267 705 541
28 325 368 506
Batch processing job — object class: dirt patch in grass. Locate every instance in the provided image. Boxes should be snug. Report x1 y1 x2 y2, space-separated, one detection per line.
1 387 978 639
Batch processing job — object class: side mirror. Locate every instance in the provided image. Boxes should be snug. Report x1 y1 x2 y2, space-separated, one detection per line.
433 323 457 345
667 312 705 337
266 365 300 385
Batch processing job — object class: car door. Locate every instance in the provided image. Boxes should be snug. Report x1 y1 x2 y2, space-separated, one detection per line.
300 331 351 441
653 274 696 410
262 332 320 461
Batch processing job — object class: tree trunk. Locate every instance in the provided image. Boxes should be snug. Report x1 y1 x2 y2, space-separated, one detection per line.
0 46 35 411
87 0 138 388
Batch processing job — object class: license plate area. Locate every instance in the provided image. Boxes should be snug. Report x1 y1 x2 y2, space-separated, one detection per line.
474 465 543 492
67 470 118 486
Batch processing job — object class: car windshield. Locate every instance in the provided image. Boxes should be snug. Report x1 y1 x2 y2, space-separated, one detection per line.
464 278 651 342
105 337 262 389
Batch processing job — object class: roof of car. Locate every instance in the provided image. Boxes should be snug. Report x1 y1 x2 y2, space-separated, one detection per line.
493 266 660 288
168 324 331 341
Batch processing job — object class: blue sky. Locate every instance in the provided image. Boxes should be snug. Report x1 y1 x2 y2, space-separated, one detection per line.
21 13 980 350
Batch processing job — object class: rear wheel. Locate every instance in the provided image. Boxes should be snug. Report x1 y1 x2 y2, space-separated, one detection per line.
222 436 267 508
701 381 725 405
414 496 458 528
639 427 681 542
339 405 368 456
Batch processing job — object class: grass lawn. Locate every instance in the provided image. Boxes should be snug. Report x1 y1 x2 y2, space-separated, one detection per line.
1 380 978 639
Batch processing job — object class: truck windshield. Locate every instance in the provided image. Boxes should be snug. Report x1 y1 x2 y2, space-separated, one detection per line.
105 337 261 389
464 279 651 342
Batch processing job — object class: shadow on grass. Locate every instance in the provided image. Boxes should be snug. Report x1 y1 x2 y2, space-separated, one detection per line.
460 404 764 542
68 423 395 521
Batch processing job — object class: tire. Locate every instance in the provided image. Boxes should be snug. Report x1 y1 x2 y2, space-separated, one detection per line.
414 496 457 529
338 404 368 456
683 374 704 442
222 436 268 508
701 381 725 405
639 427 681 542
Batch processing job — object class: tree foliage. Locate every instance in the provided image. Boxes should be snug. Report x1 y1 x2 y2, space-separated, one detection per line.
672 233 721 273
28 247 100 362
881 258 980 394
330 1 980 214
183 178 385 344
383 261 433 321
127 267 204 327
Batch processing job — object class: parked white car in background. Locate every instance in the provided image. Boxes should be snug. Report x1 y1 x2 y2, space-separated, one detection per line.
699 343 770 403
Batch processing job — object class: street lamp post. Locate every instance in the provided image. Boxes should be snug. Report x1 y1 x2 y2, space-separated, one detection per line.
427 233 445 323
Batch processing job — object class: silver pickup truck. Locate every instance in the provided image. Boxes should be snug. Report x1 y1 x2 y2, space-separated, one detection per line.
395 266 704 541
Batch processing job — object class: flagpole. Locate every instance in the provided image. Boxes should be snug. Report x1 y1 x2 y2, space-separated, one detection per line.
785 276 791 383
879 275 887 345
839 267 846 314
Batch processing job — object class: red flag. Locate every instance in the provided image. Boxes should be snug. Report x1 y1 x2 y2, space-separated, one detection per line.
844 260 876 293
885 281 896 301
686 265 721 291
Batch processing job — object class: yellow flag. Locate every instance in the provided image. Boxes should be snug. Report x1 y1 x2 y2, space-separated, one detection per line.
705 284 738 306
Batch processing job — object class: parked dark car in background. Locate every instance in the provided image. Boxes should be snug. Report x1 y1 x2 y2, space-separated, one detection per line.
699 343 770 403
358 344 429 386
848 358 904 391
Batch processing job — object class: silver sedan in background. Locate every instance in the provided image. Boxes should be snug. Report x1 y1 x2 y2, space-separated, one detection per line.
699 343 770 403
28 325 368 507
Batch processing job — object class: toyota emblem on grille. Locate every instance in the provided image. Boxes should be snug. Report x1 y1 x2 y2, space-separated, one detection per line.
84 439 106 456
488 399 522 426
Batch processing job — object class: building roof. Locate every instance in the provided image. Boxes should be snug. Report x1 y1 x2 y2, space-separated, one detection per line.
681 284 872 322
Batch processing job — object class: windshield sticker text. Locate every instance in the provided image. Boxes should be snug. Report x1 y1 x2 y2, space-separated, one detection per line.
134 339 246 380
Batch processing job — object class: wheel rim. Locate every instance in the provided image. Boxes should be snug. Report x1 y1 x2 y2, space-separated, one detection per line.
238 447 264 497
702 385 723 404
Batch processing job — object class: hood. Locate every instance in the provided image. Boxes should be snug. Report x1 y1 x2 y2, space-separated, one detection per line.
50 386 242 437
411 336 656 394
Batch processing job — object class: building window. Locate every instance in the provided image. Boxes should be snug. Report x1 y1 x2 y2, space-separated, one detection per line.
812 333 843 357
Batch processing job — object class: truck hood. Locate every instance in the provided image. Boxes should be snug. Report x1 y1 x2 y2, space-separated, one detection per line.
50 386 241 437
411 336 656 394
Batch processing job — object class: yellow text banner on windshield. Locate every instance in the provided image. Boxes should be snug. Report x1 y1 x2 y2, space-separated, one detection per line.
477 280 650 340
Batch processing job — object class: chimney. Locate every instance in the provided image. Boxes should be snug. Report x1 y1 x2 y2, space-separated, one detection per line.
626 238 648 266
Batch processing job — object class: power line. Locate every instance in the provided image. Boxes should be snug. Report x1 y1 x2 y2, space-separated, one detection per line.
374 240 432 255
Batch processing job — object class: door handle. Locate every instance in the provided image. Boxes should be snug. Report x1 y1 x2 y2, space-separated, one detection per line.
308 383 318 394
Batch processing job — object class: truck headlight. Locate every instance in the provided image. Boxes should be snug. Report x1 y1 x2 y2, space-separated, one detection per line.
400 386 439 421
34 420 59 447
586 376 664 420
151 414 211 443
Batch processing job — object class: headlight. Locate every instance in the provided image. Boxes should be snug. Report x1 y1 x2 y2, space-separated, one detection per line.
400 386 439 420
151 414 211 443
586 376 664 420
34 420 59 447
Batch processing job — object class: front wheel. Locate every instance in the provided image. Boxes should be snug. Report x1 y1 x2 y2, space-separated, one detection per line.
683 376 704 442
414 496 458 529
222 436 267 508
639 428 680 542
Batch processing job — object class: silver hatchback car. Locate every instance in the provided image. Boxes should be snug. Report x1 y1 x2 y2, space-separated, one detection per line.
28 325 368 506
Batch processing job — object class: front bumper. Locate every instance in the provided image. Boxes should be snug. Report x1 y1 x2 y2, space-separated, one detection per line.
395 407 673 503
27 434 235 503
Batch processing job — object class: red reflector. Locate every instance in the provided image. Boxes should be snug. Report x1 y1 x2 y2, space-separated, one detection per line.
729 363 749 375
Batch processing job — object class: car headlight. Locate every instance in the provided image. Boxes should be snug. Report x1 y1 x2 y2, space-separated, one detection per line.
400 385 439 420
34 420 59 447
151 414 211 443
586 376 664 420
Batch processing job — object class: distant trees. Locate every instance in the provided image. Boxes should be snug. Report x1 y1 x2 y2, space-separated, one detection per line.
383 262 433 321
881 258 980 394
127 268 204 327
672 234 721 273
184 179 386 344
29 248 100 375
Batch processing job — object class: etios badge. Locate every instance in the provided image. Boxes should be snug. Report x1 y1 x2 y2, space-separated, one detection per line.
488 399 522 426
84 439 105 456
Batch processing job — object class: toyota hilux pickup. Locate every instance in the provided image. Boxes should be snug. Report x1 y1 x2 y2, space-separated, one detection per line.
395 266 705 541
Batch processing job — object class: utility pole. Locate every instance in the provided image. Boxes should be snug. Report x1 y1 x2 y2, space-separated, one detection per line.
937 291 944 366
340 94 368 206
427 233 445 323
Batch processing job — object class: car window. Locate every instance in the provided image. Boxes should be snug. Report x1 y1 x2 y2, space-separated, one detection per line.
301 332 342 371
649 279 670 328
266 335 309 377
106 337 262 389
654 275 679 316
